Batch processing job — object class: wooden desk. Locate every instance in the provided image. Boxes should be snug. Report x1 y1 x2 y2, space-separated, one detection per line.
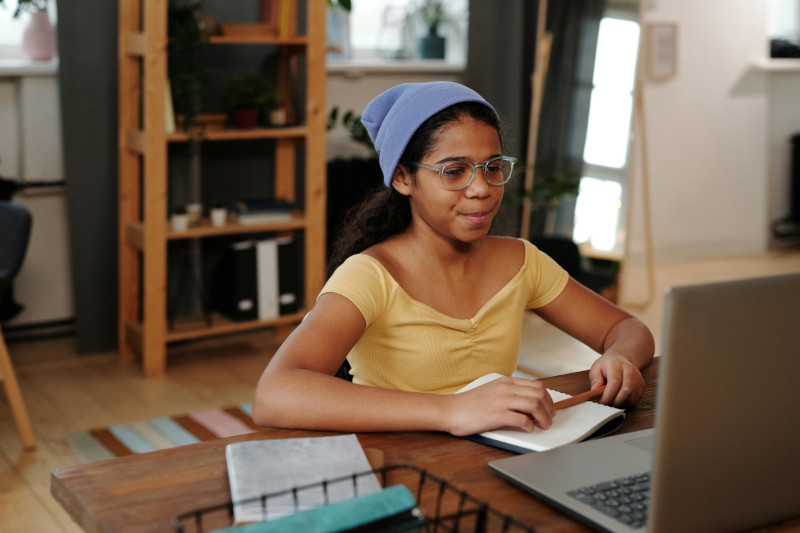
51 365 661 532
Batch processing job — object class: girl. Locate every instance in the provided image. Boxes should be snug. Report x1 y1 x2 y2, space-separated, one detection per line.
253 82 654 437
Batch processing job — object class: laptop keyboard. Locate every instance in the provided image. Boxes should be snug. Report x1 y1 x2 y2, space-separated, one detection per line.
566 472 650 529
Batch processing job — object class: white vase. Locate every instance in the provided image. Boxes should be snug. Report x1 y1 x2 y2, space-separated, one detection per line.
22 10 56 61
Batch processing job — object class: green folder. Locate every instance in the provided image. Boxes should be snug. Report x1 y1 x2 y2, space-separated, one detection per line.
212 485 422 533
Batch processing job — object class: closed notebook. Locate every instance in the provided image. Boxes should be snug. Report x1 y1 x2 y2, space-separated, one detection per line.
225 434 381 525
456 373 624 454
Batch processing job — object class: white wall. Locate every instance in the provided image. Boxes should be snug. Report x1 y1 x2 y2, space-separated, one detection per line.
635 1 772 260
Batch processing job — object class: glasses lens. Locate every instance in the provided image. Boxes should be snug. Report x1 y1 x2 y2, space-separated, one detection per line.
484 157 514 185
440 162 474 190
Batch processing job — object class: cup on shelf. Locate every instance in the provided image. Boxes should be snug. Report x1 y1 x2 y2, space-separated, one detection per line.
186 203 203 225
170 211 190 232
269 108 287 127
210 206 228 227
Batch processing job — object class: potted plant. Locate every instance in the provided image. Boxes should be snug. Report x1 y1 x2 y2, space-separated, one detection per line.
224 74 280 129
417 0 451 59
327 107 374 152
518 163 581 236
170 206 190 232
168 3 208 134
0 0 55 60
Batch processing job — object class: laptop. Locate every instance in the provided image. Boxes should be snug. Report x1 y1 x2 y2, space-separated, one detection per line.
490 273 800 532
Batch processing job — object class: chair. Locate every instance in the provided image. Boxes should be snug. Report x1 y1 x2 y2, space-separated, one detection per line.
0 201 36 449
529 236 618 299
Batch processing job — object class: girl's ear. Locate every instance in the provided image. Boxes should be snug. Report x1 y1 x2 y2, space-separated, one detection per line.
391 166 413 196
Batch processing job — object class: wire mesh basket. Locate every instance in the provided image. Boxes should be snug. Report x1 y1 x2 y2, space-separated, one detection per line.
172 464 537 532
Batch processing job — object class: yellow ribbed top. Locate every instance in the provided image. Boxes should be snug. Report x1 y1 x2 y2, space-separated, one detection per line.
319 239 569 394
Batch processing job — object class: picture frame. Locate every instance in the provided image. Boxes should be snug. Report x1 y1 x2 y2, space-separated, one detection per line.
645 23 678 81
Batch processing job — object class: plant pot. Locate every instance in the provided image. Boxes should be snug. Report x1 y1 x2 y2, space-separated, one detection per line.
232 107 260 129
418 28 445 59
170 213 190 232
22 10 56 61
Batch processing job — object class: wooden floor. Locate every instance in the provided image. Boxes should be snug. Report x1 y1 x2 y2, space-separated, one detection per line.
0 329 286 532
2 248 799 532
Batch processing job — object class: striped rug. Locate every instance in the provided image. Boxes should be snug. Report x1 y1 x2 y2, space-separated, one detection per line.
66 403 257 463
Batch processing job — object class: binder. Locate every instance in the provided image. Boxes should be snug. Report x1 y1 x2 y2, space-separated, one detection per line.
214 241 258 321
276 235 301 315
256 239 280 320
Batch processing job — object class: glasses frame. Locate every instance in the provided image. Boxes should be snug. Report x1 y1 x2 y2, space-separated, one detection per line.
410 156 518 191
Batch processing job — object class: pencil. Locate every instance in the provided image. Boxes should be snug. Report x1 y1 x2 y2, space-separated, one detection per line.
554 385 606 410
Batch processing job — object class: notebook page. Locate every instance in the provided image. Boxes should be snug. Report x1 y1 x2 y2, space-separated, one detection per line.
456 373 624 452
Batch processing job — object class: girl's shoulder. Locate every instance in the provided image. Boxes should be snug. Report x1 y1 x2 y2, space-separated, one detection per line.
359 236 407 284
360 237 397 266
482 236 526 276
483 235 526 258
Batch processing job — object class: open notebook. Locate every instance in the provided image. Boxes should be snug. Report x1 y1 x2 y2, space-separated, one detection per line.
456 373 624 453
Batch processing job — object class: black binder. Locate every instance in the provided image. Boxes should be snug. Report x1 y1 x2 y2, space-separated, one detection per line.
214 240 258 321
277 235 302 315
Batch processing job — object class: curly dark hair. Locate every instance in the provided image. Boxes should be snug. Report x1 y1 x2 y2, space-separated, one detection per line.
326 101 503 279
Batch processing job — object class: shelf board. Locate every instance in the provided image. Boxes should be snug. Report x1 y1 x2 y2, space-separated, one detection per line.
167 125 307 142
209 35 307 46
124 311 305 347
124 216 307 248
167 216 307 240
165 312 306 343
752 58 800 72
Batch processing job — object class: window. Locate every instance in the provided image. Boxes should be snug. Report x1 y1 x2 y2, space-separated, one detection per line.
331 0 468 65
0 0 25 56
768 0 799 40
349 0 410 59
573 14 640 255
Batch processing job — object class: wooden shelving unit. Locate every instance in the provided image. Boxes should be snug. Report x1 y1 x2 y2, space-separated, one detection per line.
117 0 326 375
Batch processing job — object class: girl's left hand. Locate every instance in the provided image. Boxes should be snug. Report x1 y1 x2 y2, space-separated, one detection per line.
589 353 646 407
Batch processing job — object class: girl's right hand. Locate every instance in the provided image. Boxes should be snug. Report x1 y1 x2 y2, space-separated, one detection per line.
446 376 555 437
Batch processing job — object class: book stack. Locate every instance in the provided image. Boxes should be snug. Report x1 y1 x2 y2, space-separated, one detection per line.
213 235 302 321
233 198 295 226
256 0 295 38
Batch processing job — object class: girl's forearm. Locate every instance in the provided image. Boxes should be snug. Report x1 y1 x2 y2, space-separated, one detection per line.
253 369 452 433
601 317 655 369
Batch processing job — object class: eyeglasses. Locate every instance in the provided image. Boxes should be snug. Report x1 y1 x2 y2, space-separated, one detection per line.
410 156 518 191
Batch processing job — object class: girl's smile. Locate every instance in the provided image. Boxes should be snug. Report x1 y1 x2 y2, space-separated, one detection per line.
460 210 492 225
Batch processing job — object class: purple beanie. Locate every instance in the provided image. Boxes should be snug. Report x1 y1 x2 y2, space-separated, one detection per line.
361 82 498 187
